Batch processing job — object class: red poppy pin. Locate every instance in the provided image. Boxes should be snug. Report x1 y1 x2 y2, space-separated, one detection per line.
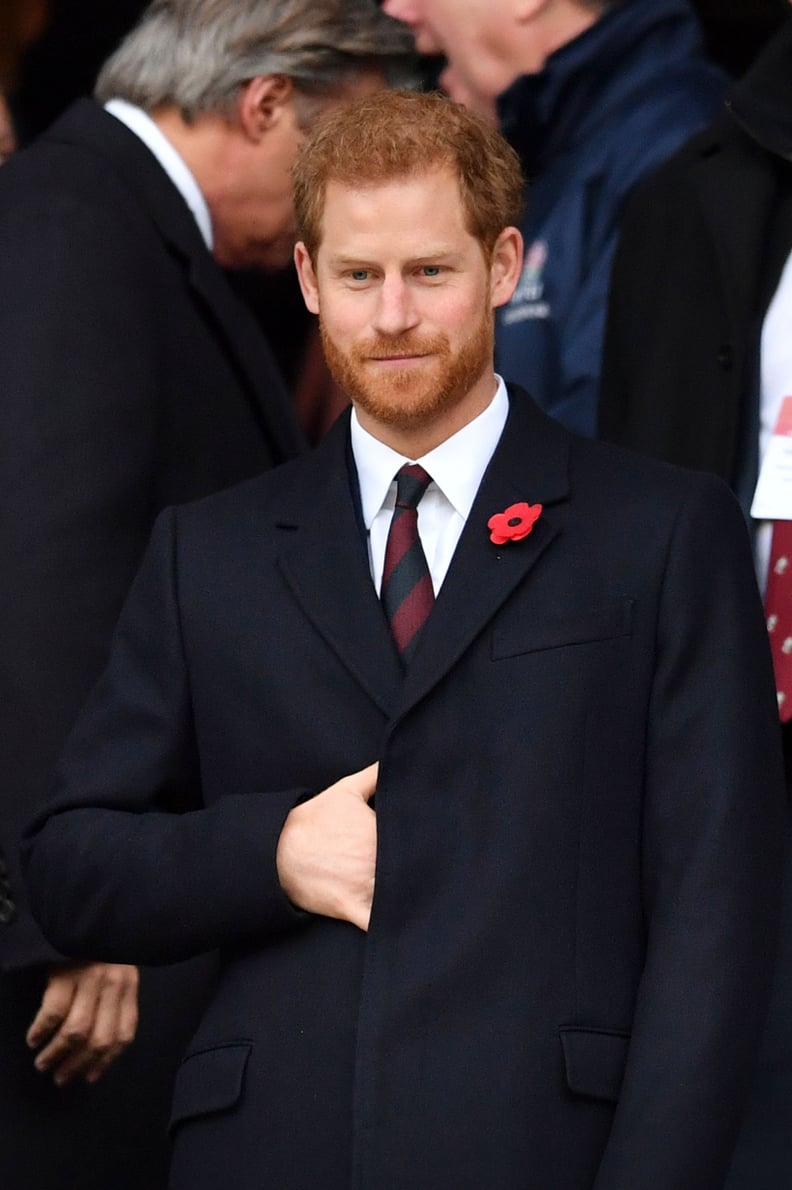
488 502 543 545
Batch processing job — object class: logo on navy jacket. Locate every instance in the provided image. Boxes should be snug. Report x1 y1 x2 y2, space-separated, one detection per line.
502 239 551 325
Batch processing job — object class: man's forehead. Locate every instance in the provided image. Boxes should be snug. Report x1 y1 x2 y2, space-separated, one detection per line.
322 168 463 211
314 172 484 269
316 170 466 241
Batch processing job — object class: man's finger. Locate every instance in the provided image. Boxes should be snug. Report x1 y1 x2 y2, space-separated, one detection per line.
26 968 79 1049
33 968 102 1075
85 973 139 1084
39 964 138 1086
346 902 372 932
52 966 124 1086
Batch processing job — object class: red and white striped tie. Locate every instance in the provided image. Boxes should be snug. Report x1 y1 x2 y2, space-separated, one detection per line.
765 518 792 721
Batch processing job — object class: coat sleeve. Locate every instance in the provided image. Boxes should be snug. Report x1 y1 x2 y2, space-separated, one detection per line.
0 178 167 971
21 508 307 966
593 473 786 1190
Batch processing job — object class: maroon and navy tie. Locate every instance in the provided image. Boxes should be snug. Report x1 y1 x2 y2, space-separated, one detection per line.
381 464 434 665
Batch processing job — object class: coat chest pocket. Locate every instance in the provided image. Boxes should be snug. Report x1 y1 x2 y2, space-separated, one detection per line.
559 1026 630 1102
169 1042 252 1132
492 598 634 660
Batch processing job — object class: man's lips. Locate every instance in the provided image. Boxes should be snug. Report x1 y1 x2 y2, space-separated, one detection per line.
365 353 431 363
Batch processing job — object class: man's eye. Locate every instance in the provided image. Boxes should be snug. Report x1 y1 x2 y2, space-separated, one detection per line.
349 270 369 282
422 266 441 277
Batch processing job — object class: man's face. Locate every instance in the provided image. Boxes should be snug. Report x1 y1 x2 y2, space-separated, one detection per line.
219 95 303 270
215 71 385 271
295 167 521 446
383 0 600 96
382 0 521 97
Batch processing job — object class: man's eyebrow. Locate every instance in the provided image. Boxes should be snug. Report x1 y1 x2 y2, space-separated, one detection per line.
326 255 378 267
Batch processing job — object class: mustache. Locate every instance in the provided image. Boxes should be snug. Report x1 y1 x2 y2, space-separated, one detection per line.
353 333 449 359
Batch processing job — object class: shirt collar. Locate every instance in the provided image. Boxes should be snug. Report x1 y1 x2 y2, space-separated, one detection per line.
104 98 214 251
350 376 509 530
727 15 792 162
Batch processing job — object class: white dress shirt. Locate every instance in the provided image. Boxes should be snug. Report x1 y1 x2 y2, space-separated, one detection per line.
350 377 509 595
104 98 214 252
755 246 792 592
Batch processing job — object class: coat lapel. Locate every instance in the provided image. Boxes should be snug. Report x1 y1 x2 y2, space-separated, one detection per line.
184 249 305 459
274 416 404 717
273 390 570 721
399 387 570 719
689 118 777 342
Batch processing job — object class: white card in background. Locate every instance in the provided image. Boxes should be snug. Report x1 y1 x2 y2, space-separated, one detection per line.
752 396 792 521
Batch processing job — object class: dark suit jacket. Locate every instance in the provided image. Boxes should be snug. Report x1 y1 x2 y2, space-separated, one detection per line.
598 20 792 493
0 98 303 1189
23 388 785 1190
597 29 792 1188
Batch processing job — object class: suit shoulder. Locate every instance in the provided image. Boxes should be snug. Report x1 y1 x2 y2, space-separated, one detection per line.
0 131 148 248
622 111 753 216
171 452 312 526
569 432 743 524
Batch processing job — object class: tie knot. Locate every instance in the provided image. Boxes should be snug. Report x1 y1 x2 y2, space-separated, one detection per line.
395 463 432 511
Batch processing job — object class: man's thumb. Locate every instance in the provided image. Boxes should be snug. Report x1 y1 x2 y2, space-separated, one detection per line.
351 761 379 802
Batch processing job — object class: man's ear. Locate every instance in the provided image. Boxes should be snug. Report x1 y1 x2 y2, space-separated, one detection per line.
237 75 294 142
294 242 320 315
489 226 524 309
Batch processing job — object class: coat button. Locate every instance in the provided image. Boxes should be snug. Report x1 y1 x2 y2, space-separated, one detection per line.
0 895 16 924
717 344 734 370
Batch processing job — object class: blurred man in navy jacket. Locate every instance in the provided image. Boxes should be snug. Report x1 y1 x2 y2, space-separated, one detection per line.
383 0 726 436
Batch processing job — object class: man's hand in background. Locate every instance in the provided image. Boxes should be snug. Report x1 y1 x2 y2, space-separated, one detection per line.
26 961 139 1086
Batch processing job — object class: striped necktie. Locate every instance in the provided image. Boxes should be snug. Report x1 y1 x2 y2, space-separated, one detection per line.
381 464 434 665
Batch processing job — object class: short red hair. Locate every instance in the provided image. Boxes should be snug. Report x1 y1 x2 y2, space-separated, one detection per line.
293 89 525 259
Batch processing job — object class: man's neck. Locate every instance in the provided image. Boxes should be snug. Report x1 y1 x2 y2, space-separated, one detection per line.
353 374 500 459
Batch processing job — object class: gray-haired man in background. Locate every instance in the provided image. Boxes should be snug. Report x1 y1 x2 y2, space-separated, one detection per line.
0 3 414 1188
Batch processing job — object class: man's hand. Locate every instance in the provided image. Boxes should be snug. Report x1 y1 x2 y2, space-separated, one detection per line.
277 762 378 931
26 962 139 1086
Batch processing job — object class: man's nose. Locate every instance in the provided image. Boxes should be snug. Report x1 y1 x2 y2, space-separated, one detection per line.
381 0 416 23
372 275 419 337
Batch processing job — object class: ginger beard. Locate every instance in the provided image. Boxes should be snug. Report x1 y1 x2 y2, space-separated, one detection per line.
319 303 495 432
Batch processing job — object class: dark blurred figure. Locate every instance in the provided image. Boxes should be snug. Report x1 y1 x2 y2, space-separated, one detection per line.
0 0 49 150
0 90 16 161
0 0 49 92
383 0 727 438
599 11 792 1188
9 0 141 143
692 0 790 75
0 2 414 1188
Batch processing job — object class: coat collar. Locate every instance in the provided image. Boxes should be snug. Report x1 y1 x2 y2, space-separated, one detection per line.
686 114 779 339
498 0 709 172
273 387 570 721
727 15 792 162
44 100 305 463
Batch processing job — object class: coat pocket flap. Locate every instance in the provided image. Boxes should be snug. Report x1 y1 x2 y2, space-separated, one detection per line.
492 599 634 659
559 1027 630 1102
169 1042 252 1132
